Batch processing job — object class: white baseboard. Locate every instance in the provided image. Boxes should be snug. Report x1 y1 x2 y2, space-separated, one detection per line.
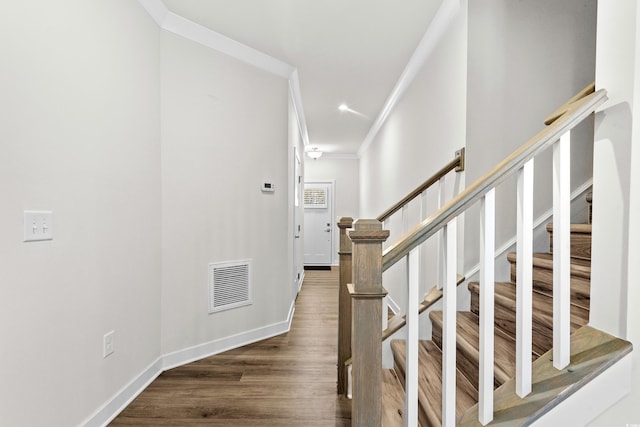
162 313 294 371
83 305 296 427
297 270 305 294
81 358 163 427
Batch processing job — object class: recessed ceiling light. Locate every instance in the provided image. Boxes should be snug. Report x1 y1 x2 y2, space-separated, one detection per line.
337 103 369 119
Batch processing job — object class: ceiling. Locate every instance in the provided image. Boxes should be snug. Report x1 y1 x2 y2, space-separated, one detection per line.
161 0 441 156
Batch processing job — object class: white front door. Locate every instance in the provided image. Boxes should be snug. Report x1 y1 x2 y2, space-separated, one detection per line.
303 181 333 265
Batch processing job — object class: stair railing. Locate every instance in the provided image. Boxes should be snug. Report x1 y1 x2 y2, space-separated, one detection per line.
376 148 465 223
348 84 606 426
336 150 465 397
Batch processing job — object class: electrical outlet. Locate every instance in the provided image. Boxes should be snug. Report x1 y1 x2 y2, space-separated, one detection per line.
103 331 115 358
23 210 53 242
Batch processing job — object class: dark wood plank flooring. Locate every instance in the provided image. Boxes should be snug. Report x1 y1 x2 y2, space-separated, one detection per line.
110 268 351 426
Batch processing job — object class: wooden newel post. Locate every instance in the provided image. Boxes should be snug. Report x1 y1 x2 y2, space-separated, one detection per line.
348 219 389 427
337 217 354 395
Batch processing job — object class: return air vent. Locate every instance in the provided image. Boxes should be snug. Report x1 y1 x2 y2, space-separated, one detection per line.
208 260 252 314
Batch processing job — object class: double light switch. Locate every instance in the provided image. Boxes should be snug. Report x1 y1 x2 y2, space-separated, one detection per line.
24 210 53 242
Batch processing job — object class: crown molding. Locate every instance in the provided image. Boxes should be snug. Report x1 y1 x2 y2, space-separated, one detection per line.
289 70 310 146
136 0 459 159
137 0 293 78
162 12 294 79
357 0 461 157
136 0 169 26
136 0 308 145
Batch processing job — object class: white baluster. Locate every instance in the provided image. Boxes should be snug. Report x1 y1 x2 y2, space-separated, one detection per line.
381 219 390 332
479 188 495 424
553 132 571 369
420 189 429 299
437 177 446 290
516 160 533 397
442 218 457 426
405 249 420 427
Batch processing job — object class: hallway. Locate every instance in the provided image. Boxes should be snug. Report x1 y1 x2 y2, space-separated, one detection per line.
110 268 351 426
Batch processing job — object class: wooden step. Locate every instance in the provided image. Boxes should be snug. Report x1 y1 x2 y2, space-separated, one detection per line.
429 311 517 389
507 252 591 311
546 223 592 260
458 325 632 426
381 369 404 426
469 281 589 356
390 339 477 425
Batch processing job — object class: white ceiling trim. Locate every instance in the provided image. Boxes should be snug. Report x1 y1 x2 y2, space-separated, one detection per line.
162 12 295 78
136 0 309 145
357 0 461 157
136 0 169 26
289 70 310 146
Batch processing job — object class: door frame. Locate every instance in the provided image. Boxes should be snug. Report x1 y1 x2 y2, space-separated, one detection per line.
303 179 335 266
292 147 303 294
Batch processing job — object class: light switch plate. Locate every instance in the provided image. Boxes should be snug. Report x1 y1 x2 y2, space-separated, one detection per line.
23 210 53 242
103 331 115 358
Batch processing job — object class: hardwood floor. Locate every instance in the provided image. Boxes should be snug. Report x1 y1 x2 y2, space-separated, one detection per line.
110 268 351 426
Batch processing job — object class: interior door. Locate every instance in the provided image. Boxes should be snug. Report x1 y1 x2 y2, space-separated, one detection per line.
293 149 303 293
303 182 333 265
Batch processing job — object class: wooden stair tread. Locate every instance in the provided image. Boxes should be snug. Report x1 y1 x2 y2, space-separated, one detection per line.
507 252 591 278
391 339 477 425
545 222 592 234
507 252 591 311
429 311 517 388
469 282 589 356
458 325 632 426
546 223 592 260
385 203 597 425
381 369 404 426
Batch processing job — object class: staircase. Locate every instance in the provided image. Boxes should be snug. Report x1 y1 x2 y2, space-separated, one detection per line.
383 207 595 425
341 86 633 426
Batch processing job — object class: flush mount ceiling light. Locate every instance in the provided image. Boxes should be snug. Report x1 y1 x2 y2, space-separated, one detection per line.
307 147 323 160
338 103 349 112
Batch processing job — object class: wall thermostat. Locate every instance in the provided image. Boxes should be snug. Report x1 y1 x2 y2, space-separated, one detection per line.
261 182 275 193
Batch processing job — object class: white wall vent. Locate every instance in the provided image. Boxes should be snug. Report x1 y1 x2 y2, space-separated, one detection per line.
208 259 252 313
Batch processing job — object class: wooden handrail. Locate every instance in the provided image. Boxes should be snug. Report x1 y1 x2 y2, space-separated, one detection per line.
376 148 465 223
382 88 607 271
544 82 595 126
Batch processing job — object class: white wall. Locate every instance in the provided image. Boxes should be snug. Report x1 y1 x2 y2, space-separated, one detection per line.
359 1 467 218
305 157 359 264
0 1 161 426
160 31 291 355
359 1 468 312
465 0 597 279
588 0 640 424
